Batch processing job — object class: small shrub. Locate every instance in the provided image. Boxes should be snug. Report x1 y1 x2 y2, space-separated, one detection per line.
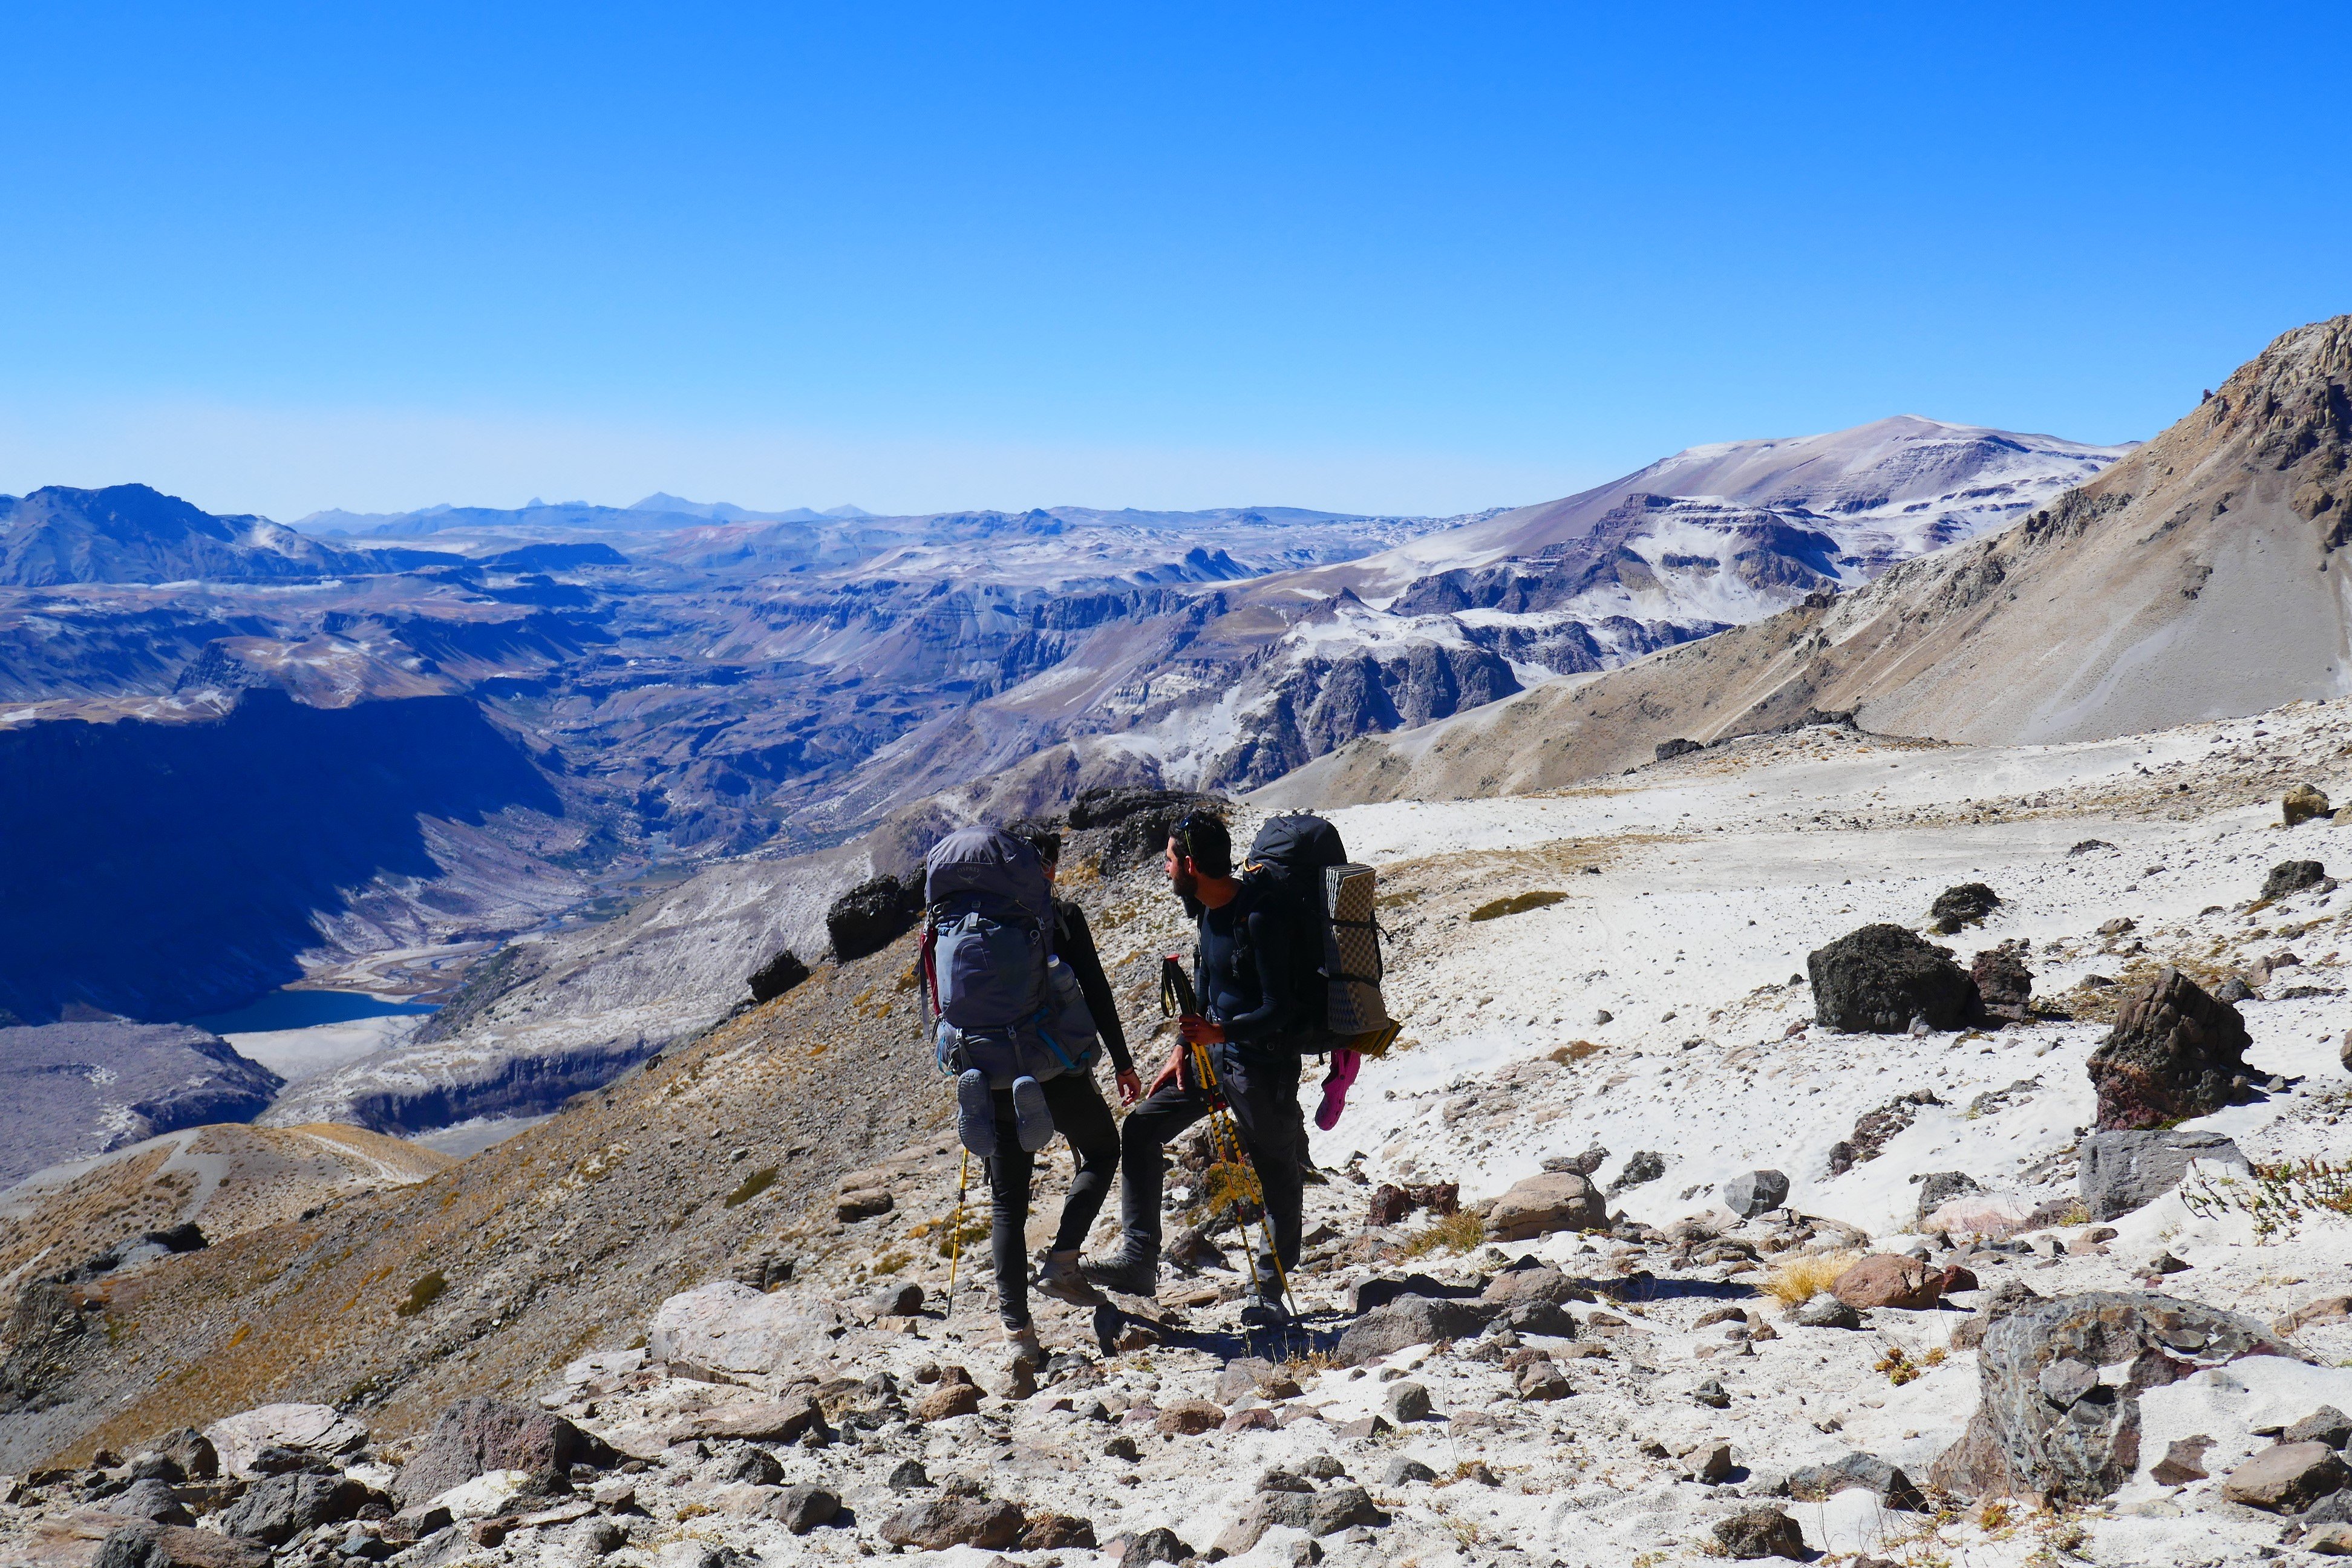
1549 1040 1604 1064
1469 890 1569 923
396 1270 448 1317
1402 1210 1488 1258
724 1167 778 1208
2186 1158 2352 1241
1761 1250 1858 1308
872 1250 910 1275
1875 1347 1921 1386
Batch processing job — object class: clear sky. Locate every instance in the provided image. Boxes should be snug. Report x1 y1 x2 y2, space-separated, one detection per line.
2 2 2347 520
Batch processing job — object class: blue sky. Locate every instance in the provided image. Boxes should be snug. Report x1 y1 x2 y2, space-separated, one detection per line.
2 2 2346 518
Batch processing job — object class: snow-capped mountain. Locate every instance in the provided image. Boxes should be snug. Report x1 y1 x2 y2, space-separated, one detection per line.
782 417 2132 828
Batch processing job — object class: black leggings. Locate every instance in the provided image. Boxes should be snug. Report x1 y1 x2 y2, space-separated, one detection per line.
983 1071 1120 1328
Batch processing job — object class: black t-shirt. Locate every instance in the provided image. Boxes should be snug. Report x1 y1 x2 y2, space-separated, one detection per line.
1194 885 1300 1051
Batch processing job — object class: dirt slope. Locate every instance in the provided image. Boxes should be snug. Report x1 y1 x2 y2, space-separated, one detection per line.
0 854 1194 1472
1265 314 2352 809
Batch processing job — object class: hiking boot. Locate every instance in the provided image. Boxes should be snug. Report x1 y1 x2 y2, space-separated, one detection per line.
1035 1249 1104 1307
956 1070 996 1158
1080 1249 1158 1298
1240 1297 1293 1330
1249 1249 1289 1302
999 1322 1044 1364
1011 1075 1052 1153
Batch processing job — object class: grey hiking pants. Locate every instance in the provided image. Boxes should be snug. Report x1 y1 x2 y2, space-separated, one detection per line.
983 1071 1119 1329
1117 1041 1304 1276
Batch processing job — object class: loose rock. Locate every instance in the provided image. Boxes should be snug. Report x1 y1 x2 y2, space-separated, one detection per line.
1719 1169 1789 1218
1713 1507 1806 1559
1930 882 2001 933
1831 1253 1942 1311
877 1494 1024 1550
2262 859 2330 900
2284 784 2333 826
2221 1442 2350 1512
1485 1171 1607 1240
393 1397 607 1508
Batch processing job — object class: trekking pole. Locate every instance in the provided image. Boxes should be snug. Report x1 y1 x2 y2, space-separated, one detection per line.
944 1148 969 1320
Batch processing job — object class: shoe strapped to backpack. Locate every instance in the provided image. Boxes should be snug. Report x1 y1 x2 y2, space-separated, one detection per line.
956 1069 996 1160
1010 1075 1052 1152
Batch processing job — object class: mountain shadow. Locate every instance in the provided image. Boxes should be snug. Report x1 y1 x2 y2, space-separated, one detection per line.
0 691 561 1022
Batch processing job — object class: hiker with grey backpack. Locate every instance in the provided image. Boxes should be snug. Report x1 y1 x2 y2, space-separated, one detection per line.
920 824 1134 1359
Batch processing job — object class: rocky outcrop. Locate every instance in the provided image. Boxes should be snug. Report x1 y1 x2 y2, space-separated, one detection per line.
1930 1291 2299 1501
258 1034 661 1135
1719 1170 1788 1218
0 1022 281 1188
746 949 810 1003
2262 859 2330 900
1809 925 1979 1032
2086 968 2253 1130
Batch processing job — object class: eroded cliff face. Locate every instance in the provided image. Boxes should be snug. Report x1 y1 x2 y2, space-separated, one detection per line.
0 691 583 1024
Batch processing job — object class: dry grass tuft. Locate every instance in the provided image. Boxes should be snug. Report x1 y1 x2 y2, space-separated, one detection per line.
1760 1250 1858 1308
1401 1210 1489 1258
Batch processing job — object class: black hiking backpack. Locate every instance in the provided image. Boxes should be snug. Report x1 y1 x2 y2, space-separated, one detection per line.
1237 813 1399 1056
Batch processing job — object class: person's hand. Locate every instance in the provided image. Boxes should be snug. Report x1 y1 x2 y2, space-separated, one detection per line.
1115 1068 1142 1106
1147 1040 1186 1097
1177 1013 1226 1047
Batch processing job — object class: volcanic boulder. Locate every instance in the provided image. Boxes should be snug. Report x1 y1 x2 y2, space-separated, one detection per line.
746 949 809 1003
2085 968 2253 1131
825 875 920 962
1930 883 2001 933
2262 860 2330 900
1929 1291 2298 1501
1808 924 1978 1033
2284 785 2334 827
1971 941 2034 1024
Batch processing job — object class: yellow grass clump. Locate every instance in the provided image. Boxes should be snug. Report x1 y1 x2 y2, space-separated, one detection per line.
1760 1250 1858 1308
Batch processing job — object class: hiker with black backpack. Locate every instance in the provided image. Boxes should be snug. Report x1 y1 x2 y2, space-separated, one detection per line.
1083 812 1312 1324
921 825 1129 1360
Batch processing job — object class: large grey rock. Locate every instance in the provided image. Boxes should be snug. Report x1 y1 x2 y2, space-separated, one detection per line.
1480 1266 1592 1310
1808 924 1978 1033
0 1021 281 1189
218 1472 369 1544
1486 1171 1606 1241
201 1403 365 1480
94 1524 270 1568
1336 1296 1502 1365
2086 968 2252 1131
1720 1170 1789 1218
1783 1452 1926 1511
1929 1291 2299 1501
2079 1129 2250 1221
876 1494 1024 1550
644 1280 844 1379
113 1479 195 1525
393 1397 609 1508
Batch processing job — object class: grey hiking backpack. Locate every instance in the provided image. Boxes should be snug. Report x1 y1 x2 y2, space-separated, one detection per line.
920 826 1099 1088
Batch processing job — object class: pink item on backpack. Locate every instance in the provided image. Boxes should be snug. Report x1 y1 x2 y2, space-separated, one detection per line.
1315 1048 1362 1131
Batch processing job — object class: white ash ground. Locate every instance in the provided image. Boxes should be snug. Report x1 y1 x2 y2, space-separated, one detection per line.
19 699 2352 1567
503 698 2352 1567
